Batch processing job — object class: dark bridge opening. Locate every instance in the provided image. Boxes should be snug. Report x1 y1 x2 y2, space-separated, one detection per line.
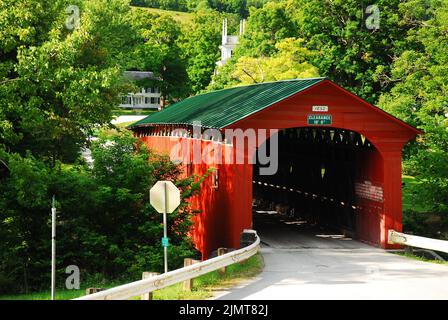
253 127 382 242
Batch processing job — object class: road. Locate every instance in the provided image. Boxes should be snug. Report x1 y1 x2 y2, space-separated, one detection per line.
216 211 448 300
111 115 147 124
81 115 148 166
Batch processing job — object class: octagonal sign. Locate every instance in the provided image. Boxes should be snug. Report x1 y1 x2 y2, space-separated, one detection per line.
150 181 181 213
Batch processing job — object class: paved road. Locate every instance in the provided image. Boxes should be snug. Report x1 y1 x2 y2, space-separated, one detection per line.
216 212 448 300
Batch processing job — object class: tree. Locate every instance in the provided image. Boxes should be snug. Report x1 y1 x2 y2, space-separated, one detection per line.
0 0 135 164
208 0 248 17
236 1 297 57
179 9 224 93
0 0 62 150
378 0 448 213
0 134 205 293
211 0 412 103
290 0 410 103
131 9 190 104
231 38 319 84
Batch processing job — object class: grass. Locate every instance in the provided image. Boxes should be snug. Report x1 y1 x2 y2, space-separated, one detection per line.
131 6 193 24
111 109 157 116
154 253 264 300
0 253 264 300
394 251 448 266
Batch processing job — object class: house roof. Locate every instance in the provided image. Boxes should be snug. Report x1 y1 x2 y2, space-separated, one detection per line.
124 71 155 81
129 78 326 129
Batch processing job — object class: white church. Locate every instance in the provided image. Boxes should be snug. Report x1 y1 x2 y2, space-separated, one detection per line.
216 18 245 68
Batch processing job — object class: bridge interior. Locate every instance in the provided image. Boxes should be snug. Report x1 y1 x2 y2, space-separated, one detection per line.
253 127 382 243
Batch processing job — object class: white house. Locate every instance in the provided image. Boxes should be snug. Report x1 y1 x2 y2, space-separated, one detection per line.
119 71 162 110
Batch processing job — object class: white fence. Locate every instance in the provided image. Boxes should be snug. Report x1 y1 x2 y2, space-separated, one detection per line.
388 229 448 254
74 231 260 300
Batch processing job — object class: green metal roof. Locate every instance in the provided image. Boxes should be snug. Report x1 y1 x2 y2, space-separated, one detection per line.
129 78 326 129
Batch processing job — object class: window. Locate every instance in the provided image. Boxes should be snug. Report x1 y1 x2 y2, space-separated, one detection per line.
134 97 142 105
150 97 156 104
187 163 193 175
145 97 150 104
212 169 219 189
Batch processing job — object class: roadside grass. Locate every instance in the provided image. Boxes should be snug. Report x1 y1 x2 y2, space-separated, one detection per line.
0 253 264 300
154 253 264 300
111 109 157 116
394 251 448 266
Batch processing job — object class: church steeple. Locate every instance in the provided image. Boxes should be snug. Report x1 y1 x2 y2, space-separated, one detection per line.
222 18 228 44
216 19 245 69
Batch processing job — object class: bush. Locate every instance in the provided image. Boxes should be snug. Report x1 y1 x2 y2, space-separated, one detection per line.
0 134 204 294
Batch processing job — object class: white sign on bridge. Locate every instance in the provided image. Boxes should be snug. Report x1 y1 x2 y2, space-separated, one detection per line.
312 105 329 112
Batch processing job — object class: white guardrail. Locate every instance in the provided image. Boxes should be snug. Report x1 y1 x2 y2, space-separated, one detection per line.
388 229 448 254
74 231 260 300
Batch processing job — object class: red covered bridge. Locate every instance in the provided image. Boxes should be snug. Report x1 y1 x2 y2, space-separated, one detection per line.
130 78 421 259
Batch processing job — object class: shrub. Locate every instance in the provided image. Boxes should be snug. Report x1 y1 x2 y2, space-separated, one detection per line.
0 134 204 293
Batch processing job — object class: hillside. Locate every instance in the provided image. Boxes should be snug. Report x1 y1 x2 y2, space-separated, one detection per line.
131 6 193 24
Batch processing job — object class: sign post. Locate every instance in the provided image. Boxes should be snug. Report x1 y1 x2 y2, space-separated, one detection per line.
163 182 168 273
51 195 56 300
150 181 180 273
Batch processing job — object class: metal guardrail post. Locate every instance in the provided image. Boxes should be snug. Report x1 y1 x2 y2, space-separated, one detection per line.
182 259 199 291
141 272 159 300
86 288 104 295
217 248 228 275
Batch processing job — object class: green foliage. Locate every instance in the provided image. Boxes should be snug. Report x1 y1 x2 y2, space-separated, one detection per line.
0 0 133 164
180 9 223 93
131 0 189 12
291 0 408 102
379 0 448 214
237 1 297 57
0 135 203 294
130 8 190 103
212 0 411 102
130 0 272 17
208 0 248 17
229 37 319 85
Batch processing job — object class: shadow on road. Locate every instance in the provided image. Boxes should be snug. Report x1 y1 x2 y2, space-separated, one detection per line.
216 212 448 300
